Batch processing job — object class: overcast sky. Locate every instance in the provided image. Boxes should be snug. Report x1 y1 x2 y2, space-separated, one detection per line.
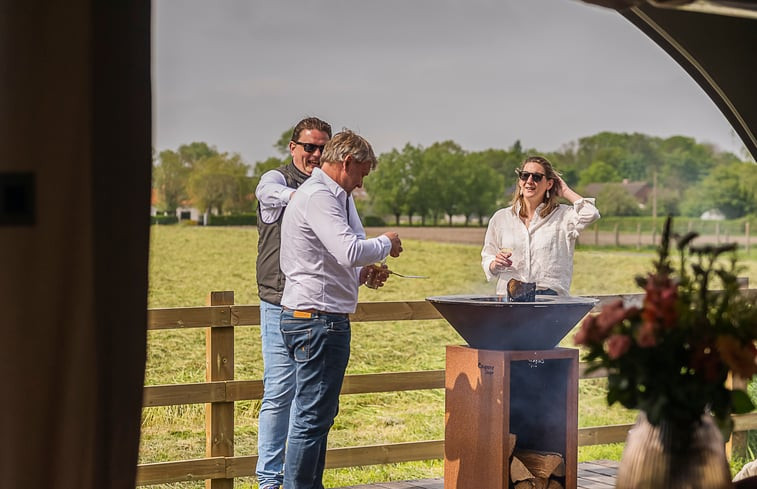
152 0 746 167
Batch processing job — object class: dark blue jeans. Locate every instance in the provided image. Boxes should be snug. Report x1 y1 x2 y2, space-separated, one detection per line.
280 309 351 489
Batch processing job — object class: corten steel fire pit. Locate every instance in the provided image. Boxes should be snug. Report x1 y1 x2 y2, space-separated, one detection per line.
430 295 597 489
426 294 597 350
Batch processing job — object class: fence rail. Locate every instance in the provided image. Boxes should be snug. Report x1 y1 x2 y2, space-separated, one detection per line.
138 291 757 487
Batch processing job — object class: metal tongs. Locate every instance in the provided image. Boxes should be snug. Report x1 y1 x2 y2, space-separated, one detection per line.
387 270 428 279
379 258 428 279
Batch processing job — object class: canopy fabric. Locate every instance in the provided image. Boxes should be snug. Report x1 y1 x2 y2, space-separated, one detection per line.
583 0 757 159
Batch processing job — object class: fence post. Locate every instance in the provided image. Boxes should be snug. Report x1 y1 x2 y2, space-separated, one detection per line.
726 372 748 460
594 222 599 246
206 291 235 489
614 223 620 247
727 278 751 459
746 222 751 254
636 223 642 250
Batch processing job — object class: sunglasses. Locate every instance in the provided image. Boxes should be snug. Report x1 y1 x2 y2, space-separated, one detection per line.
294 141 326 153
516 170 546 183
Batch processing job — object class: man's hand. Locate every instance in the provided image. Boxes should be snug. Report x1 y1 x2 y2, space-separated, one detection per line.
362 263 389 289
383 232 403 257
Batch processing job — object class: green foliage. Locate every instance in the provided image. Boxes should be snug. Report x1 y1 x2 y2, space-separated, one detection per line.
597 184 641 216
177 141 219 165
274 127 294 156
681 161 757 218
579 160 622 187
150 215 178 225
362 215 386 226
366 144 420 225
205 213 257 226
461 150 507 225
153 149 190 213
155 131 756 229
186 152 252 215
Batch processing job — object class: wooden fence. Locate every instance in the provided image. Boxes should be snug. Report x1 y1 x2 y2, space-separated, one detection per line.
137 290 757 487
584 221 753 250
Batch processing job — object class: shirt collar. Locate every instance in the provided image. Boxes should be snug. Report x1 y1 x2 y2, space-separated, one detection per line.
312 167 347 200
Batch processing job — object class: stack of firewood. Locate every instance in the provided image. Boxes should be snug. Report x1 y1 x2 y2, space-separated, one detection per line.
507 434 566 489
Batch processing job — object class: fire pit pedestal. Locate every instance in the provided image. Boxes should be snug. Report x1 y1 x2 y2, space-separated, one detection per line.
444 345 578 489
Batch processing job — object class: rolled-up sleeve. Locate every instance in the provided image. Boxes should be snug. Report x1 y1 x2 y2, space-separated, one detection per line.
566 198 600 240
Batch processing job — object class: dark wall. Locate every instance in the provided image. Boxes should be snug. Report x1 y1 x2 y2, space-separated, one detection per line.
0 2 151 488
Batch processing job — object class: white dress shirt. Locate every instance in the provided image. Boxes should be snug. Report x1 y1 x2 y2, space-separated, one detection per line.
481 198 600 296
255 169 293 224
280 167 391 314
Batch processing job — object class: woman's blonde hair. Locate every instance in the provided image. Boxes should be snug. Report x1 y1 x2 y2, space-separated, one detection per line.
510 155 560 219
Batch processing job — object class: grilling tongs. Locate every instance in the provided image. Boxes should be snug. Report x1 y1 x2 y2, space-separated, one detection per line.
379 258 428 279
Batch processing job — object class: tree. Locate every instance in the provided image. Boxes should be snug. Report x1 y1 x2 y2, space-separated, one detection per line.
597 184 641 216
274 127 294 156
177 141 219 167
680 161 757 218
187 152 252 218
366 146 416 225
459 153 503 225
578 160 622 187
421 141 467 225
153 149 190 213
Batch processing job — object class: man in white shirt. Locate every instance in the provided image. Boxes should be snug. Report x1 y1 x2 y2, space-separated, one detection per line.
255 117 331 489
279 130 403 489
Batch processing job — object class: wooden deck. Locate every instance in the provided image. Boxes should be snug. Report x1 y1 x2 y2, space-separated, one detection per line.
335 460 619 489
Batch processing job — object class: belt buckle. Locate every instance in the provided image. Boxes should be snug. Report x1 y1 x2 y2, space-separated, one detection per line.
293 310 313 319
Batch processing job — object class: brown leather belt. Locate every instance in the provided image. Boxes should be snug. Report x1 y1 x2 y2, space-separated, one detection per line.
284 307 349 319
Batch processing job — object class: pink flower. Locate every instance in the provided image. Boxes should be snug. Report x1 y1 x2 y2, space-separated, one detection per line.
607 334 632 359
597 299 627 331
574 314 599 346
636 321 657 348
575 300 629 347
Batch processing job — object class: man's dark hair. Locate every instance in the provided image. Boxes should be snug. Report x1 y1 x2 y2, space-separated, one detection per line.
291 117 332 142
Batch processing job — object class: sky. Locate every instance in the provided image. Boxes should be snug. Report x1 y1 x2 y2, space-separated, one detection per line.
152 0 747 167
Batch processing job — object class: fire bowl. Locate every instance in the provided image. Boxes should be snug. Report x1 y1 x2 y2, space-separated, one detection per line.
426 294 597 350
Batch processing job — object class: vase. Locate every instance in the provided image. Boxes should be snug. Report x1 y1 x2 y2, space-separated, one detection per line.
616 411 732 489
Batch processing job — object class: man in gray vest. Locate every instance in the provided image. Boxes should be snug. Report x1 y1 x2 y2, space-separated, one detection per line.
255 117 332 489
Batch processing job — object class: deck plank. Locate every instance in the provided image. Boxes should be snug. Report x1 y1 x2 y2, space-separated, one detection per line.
334 461 618 489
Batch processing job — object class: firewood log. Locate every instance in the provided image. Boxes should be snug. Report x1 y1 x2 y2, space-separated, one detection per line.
513 449 565 479
507 433 518 460
514 481 535 489
510 455 534 482
546 479 564 489
514 478 547 489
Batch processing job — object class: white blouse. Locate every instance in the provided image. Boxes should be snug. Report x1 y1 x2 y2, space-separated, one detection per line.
481 198 600 296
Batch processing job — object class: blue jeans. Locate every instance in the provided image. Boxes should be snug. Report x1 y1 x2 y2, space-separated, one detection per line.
256 300 296 488
280 309 351 489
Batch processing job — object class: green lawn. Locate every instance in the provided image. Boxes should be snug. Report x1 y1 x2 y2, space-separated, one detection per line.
142 225 757 488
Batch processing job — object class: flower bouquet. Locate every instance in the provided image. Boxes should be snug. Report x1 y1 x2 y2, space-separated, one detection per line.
575 216 757 436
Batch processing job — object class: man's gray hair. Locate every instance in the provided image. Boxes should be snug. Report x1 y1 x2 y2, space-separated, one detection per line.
322 129 377 169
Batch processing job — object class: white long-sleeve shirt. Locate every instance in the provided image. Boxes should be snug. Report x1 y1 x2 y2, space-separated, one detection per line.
481 198 600 296
280 167 391 313
255 169 294 224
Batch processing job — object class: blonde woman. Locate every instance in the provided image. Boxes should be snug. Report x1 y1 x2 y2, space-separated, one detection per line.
481 155 600 296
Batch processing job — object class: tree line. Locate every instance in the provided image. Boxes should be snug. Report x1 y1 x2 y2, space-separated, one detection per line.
152 130 757 224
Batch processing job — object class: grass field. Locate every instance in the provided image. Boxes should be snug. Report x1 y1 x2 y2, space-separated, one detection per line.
142 225 757 488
